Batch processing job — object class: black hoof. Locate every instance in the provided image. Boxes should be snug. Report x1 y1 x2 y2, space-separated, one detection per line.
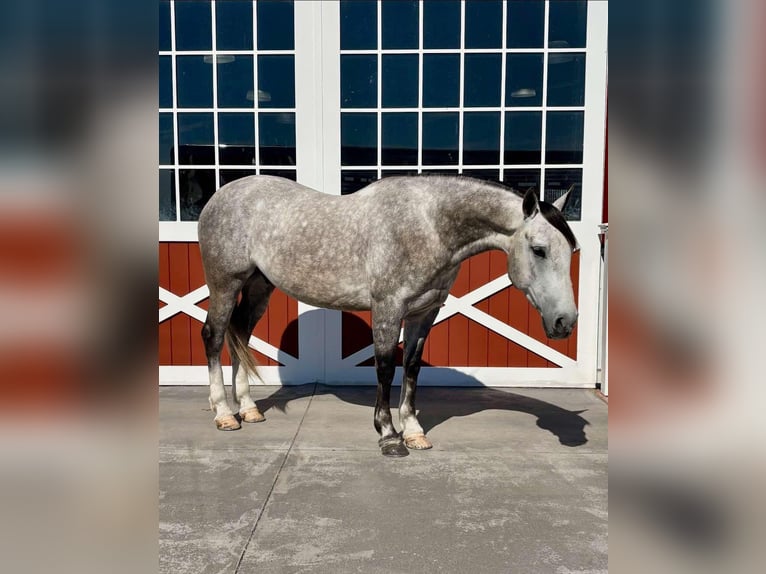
379 437 409 457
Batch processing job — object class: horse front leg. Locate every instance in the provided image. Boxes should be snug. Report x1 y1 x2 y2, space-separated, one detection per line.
372 303 408 457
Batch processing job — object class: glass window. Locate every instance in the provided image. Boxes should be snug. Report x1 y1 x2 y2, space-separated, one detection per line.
382 0 418 49
159 55 173 108
382 169 419 179
159 1 171 51
422 112 459 165
257 0 295 50
159 170 176 221
547 53 586 107
465 0 502 48
545 168 582 220
423 54 460 108
463 169 500 183
505 54 543 107
545 111 584 164
216 1 253 51
159 113 175 165
341 113 377 166
179 169 216 221
260 169 297 181
503 168 541 194
258 55 295 108
382 55 418 108
341 170 378 195
341 55 377 108
218 113 255 166
220 169 256 187
177 113 215 165
464 54 502 107
217 55 254 108
174 1 211 51
549 0 587 49
506 1 544 48
176 56 213 108
382 113 418 166
258 113 296 165
340 0 377 50
463 112 500 165
423 0 460 49
504 112 542 165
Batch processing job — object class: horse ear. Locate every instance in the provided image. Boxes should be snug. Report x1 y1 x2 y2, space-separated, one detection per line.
552 184 575 212
522 187 539 219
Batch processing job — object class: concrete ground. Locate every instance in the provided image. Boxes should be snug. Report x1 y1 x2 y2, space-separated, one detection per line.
160 385 607 574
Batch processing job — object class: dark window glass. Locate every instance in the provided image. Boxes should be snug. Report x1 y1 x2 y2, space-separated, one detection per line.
505 54 543 107
423 54 460 108
549 0 587 49
220 169 256 187
341 55 377 108
175 1 211 51
341 113 377 166
218 113 255 165
217 55 254 108
423 0 460 49
341 170 378 194
382 169 418 178
216 1 253 50
382 0 418 49
547 53 586 107
159 169 176 221
504 111 542 165
260 169 297 181
463 112 500 164
463 169 500 183
422 112 459 165
382 55 418 108
422 168 459 175
258 55 295 108
177 113 215 165
257 0 294 50
382 113 418 166
179 169 216 221
506 1 544 48
176 56 213 108
159 113 175 165
465 0 502 48
546 111 584 164
259 113 296 165
464 54 502 107
340 0 377 50
159 55 173 108
159 1 171 51
503 168 541 193
545 168 582 220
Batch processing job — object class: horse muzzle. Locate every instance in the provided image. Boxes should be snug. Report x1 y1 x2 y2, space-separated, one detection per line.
544 311 578 340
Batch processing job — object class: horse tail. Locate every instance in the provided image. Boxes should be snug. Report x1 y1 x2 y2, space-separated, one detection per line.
226 323 259 380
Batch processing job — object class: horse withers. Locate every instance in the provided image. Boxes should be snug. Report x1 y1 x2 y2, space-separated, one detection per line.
197 175 578 456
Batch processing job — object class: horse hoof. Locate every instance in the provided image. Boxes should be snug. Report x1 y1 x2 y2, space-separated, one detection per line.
240 407 265 423
215 415 241 431
379 439 409 457
404 434 432 450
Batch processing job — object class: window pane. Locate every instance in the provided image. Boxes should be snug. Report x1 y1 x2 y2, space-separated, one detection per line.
341 0 377 50
423 54 460 108
159 56 172 108
341 113 377 166
545 168 582 220
341 170 378 195
382 0 418 49
177 113 215 165
506 1 544 48
547 53 585 107
180 169 216 221
545 111 584 164
382 55 418 108
259 113 296 165
175 1 211 51
504 111 542 165
464 54 502 107
258 55 295 108
423 0 460 49
217 55 254 108
218 113 255 165
382 169 418 178
382 113 417 166
505 54 543 107
159 113 175 165
503 168 541 193
549 0 587 49
422 168 459 175
463 112 500 165
423 112 458 165
341 55 377 108
159 1 171 51
220 169 256 187
176 56 213 108
257 0 294 50
159 169 176 221
216 1 253 51
465 0 502 48
260 169 297 181
463 169 500 183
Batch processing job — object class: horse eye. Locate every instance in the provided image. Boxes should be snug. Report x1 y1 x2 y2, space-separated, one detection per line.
532 246 547 259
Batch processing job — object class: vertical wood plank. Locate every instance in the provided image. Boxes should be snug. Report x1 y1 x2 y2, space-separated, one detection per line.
158 244 172 365
507 288 529 366
467 253 489 366
188 243 208 365
168 243 191 365
486 251 508 366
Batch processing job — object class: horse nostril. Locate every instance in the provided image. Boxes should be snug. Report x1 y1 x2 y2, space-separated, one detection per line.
555 316 566 331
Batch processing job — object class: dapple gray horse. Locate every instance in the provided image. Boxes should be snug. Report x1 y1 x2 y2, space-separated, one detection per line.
198 175 578 457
